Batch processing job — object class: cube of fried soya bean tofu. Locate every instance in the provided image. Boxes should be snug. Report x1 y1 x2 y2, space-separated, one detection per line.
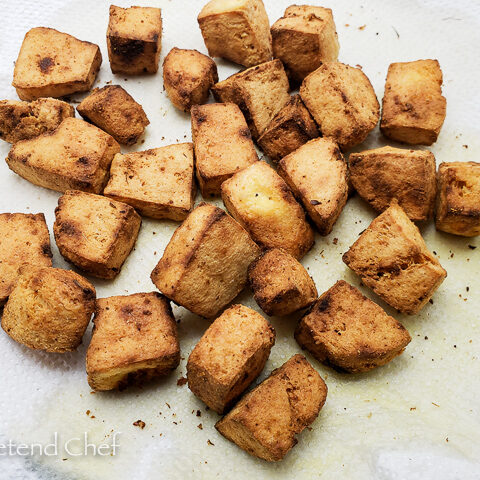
300 62 380 150
2 266 95 352
107 5 162 75
349 146 437 221
187 304 275 413
216 354 327 462
6 118 120 194
435 162 480 237
198 0 272 68
191 103 258 196
381 60 446 145
151 203 260 318
104 144 195 221
248 248 317 316
343 203 447 314
221 162 314 259
86 292 180 391
295 281 411 373
12 27 102 101
278 137 348 235
54 191 141 279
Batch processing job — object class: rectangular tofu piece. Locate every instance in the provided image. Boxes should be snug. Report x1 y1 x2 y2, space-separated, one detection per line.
191 103 258 196
151 203 260 318
12 27 102 101
187 304 275 413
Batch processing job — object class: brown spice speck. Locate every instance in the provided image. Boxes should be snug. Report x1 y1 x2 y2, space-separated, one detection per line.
133 420 146 429
177 376 187 386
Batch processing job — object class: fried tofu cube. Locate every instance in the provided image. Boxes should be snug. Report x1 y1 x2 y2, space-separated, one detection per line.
151 203 260 318
6 117 120 194
271 5 339 85
381 60 446 145
435 162 480 237
107 5 162 75
198 0 272 68
2 266 95 352
54 191 141 279
12 27 102 101
300 62 380 150
248 248 317 316
86 292 179 391
342 202 447 314
187 304 275 413
216 354 327 461
349 146 437 221
191 103 258 196
104 144 195 221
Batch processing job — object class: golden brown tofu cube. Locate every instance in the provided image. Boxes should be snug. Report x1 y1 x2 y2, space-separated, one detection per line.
54 191 141 279
187 304 275 413
2 266 95 352
435 162 480 237
342 202 447 314
300 62 379 150
86 292 179 391
349 146 437 221
216 354 327 462
248 248 317 316
151 203 260 318
191 103 258 196
107 5 162 75
381 60 446 145
6 118 120 194
198 0 272 68
12 27 102 101
104 144 195 221
295 280 411 373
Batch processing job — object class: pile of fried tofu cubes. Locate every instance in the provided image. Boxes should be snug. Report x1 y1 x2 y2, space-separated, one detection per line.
0 0 478 464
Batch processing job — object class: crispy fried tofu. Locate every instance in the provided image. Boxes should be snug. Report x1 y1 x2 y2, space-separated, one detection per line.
54 191 141 279
342 202 447 314
187 304 275 413
381 60 446 145
216 354 327 462
12 27 101 101
151 203 260 318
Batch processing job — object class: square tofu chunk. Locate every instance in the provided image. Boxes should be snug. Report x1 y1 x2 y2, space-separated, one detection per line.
2 266 95 352
216 354 327 462
295 280 411 373
54 191 141 279
198 0 272 68
107 5 162 75
342 202 447 314
300 62 379 150
381 60 446 145
104 144 195 221
349 146 437 221
221 161 314 259
12 27 102 101
191 103 258 196
278 137 348 235
151 203 260 318
6 118 120 194
187 304 275 413
435 162 480 237
86 292 180 391
248 248 317 316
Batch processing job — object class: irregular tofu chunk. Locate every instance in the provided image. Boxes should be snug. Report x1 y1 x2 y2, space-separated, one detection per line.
221 161 314 259
216 354 327 462
342 202 447 314
54 190 141 279
295 280 411 373
151 203 260 318
12 27 102 101
187 304 275 413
